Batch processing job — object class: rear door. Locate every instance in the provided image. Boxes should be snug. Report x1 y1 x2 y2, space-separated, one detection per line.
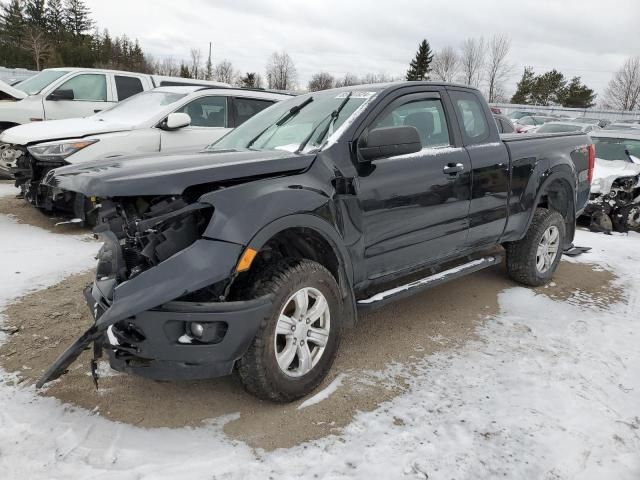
356 90 472 279
159 95 230 152
43 72 113 120
448 89 510 248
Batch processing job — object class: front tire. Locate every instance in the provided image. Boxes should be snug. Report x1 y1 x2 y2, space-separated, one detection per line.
506 208 566 286
237 259 343 402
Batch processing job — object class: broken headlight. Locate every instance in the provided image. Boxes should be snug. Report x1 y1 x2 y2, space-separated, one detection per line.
27 139 99 161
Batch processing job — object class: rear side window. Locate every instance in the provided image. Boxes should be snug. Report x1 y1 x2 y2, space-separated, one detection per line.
373 98 451 148
450 91 490 144
115 75 144 101
234 98 274 126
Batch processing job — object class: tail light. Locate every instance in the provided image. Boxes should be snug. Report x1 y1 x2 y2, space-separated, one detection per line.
587 144 595 184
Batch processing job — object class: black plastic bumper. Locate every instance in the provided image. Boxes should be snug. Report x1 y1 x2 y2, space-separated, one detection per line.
103 296 271 381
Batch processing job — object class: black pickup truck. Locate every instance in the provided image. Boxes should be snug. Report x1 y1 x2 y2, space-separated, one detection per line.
38 82 594 401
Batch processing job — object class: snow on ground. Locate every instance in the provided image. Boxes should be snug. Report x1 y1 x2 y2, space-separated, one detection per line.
0 196 639 479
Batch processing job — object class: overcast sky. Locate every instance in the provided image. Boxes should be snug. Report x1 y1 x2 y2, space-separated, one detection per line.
87 0 639 100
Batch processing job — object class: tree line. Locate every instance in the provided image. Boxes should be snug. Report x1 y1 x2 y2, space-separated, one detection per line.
0 0 149 71
2 1 639 111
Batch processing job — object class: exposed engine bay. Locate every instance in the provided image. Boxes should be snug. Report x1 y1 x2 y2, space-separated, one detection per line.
94 196 214 285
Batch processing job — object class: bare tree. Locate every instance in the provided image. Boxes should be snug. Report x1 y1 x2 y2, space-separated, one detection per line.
190 48 202 79
432 46 460 83
152 57 180 76
212 59 237 84
23 28 50 70
335 72 360 87
308 72 335 91
459 37 485 87
266 51 297 90
362 72 393 84
603 56 640 111
485 34 512 103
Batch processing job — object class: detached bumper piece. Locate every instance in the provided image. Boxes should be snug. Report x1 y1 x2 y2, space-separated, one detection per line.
106 297 271 381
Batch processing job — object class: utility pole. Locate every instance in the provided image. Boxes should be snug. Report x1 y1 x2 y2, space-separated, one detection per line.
205 41 213 80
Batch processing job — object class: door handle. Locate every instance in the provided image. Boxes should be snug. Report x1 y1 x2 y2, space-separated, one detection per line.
443 163 464 175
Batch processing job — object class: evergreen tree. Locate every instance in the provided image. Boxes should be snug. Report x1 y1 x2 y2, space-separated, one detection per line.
64 0 92 36
179 63 191 78
46 0 66 36
0 0 26 65
406 39 433 81
558 76 596 108
530 69 566 106
511 66 535 104
24 0 46 30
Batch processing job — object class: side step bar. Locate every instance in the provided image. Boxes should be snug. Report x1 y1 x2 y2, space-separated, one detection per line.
357 255 503 311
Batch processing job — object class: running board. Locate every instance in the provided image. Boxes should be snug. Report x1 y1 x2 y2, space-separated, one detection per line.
357 255 503 311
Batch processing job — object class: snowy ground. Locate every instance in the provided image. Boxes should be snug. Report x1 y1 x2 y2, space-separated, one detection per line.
0 182 639 479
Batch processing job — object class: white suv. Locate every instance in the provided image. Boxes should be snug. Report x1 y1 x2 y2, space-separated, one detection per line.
0 86 290 219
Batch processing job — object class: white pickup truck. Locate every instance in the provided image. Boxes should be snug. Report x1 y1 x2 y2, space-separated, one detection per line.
0 67 229 130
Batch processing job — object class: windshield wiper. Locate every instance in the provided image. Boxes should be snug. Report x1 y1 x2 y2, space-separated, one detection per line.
296 92 352 154
246 97 314 149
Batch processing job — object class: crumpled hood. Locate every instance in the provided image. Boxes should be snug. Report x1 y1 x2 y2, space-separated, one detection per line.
0 79 27 100
0 117 134 145
591 158 640 194
44 148 315 197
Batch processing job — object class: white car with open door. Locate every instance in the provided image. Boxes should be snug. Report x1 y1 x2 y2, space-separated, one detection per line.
0 86 290 221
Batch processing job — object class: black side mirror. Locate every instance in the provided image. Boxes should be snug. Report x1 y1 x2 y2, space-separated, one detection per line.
48 89 74 101
358 126 422 162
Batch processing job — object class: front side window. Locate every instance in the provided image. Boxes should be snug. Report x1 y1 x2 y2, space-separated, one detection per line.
177 96 227 127
115 75 144 101
372 98 450 148
450 91 489 143
56 74 107 101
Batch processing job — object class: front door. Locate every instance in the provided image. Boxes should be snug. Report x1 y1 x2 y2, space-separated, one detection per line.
356 92 472 280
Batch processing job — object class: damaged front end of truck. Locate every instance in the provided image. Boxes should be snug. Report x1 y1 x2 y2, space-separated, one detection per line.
585 165 640 234
35 149 316 388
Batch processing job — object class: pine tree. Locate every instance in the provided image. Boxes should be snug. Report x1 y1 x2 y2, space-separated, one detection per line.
406 39 434 81
24 0 47 30
46 0 66 38
0 0 26 65
530 69 566 106
179 63 191 78
558 77 596 108
511 66 535 104
64 0 92 36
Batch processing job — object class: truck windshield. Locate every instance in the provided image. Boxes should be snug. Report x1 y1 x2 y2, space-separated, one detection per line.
14 70 69 95
209 89 379 153
592 137 640 162
94 91 187 124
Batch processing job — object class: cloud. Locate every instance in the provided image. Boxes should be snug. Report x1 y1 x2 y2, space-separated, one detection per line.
86 0 639 97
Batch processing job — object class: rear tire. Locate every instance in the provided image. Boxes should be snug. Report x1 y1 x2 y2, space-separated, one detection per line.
237 259 343 402
506 208 565 286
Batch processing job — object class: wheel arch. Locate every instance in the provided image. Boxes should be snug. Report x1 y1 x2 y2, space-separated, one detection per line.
243 214 358 327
